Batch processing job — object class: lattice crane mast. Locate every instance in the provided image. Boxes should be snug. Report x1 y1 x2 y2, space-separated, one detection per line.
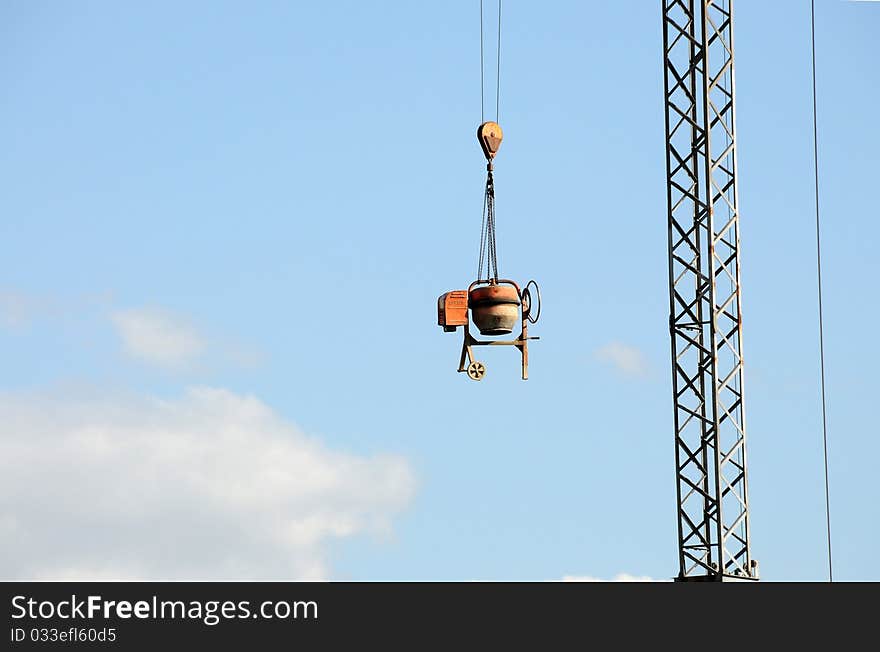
661 0 758 581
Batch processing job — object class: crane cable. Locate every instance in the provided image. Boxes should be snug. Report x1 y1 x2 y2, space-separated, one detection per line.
810 0 833 583
479 0 502 124
477 0 502 282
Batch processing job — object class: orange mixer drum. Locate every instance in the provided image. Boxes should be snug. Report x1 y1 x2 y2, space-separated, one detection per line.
469 284 520 335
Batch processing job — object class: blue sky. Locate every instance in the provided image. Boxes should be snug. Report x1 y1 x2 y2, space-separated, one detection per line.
1 1 877 581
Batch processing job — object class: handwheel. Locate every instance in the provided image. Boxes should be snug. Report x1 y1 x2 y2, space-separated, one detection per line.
521 280 542 324
467 361 486 381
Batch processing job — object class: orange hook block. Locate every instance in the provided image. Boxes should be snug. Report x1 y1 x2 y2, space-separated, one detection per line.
477 121 503 160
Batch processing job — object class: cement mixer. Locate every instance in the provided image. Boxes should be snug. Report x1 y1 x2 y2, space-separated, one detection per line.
436 122 541 381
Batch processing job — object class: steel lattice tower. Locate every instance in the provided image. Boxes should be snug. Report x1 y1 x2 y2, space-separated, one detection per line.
661 0 757 581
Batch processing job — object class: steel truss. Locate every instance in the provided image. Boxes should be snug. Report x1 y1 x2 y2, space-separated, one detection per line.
661 0 757 581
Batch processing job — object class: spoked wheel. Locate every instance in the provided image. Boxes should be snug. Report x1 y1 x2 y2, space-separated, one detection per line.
467 361 487 381
521 280 542 324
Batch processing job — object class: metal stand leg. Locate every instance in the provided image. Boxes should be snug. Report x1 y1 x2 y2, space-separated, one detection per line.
458 323 473 373
518 318 529 381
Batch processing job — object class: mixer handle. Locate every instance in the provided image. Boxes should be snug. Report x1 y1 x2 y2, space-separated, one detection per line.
521 280 541 324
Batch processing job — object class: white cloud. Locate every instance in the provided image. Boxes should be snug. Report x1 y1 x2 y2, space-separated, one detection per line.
594 341 650 378
0 387 416 580
560 573 662 582
111 307 205 369
0 290 41 328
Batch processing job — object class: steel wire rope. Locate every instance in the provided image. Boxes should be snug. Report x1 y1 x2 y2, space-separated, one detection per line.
477 0 503 280
495 0 502 122
810 0 833 583
480 0 484 122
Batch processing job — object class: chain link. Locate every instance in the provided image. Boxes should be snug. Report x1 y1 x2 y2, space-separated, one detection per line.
477 169 499 281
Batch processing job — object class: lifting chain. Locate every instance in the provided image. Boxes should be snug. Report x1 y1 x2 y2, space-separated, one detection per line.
477 163 499 282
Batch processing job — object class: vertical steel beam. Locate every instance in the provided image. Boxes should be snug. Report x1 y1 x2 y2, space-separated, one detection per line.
661 0 756 581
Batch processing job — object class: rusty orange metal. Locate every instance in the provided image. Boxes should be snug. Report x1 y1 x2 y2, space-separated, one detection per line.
437 290 469 332
477 121 503 160
469 283 520 335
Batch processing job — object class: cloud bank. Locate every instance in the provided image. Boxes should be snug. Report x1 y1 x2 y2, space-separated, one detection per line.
0 387 416 580
560 573 661 582
111 307 206 369
594 341 650 379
